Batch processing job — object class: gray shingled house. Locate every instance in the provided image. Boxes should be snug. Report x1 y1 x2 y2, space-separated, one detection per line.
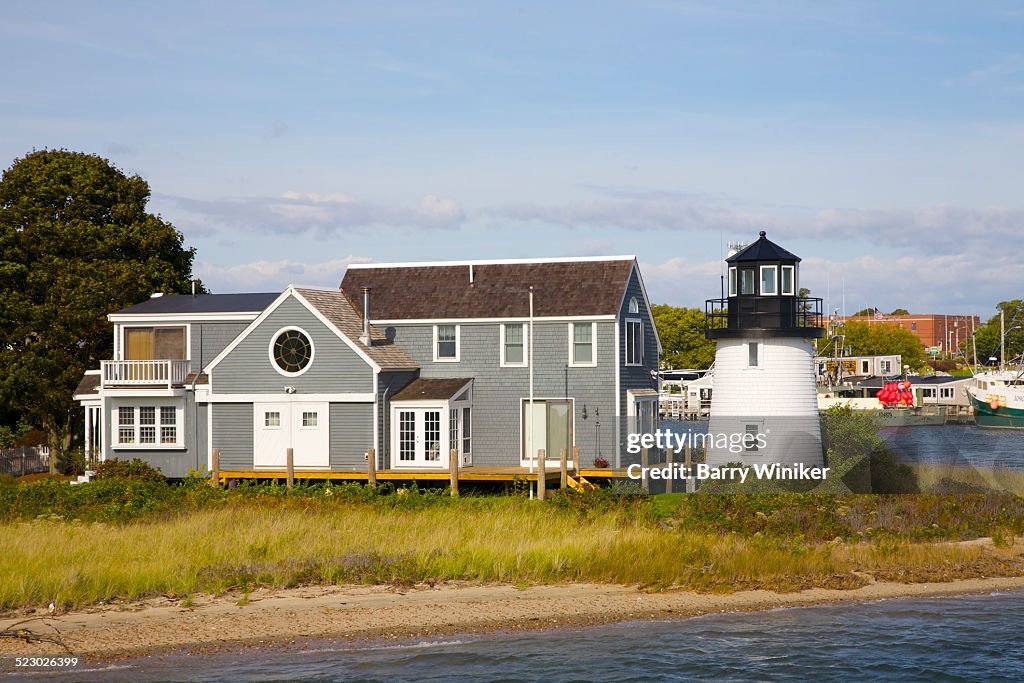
75 257 660 477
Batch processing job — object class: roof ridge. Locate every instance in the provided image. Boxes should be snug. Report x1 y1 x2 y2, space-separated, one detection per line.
346 255 636 269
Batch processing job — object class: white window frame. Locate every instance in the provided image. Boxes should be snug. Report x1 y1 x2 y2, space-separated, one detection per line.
268 326 316 378
728 267 737 297
500 322 528 367
628 297 639 314
940 387 955 400
625 319 643 366
433 324 460 362
759 265 778 296
781 265 795 296
861 360 870 375
119 323 191 361
569 321 597 367
881 359 893 374
112 399 185 450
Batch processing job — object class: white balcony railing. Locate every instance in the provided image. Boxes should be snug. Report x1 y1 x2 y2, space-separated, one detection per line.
101 360 191 388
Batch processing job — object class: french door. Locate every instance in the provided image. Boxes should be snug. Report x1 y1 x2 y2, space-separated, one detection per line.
394 408 445 468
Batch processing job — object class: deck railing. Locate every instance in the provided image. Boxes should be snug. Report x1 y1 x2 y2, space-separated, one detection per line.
101 359 191 387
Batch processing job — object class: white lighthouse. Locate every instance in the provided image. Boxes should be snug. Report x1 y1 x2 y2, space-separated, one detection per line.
704 231 824 468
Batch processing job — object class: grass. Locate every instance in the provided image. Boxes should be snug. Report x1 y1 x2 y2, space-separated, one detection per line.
2 488 1022 611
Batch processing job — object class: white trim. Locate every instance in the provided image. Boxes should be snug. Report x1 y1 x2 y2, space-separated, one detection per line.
617 260 662 356
614 319 621 469
268 325 316 377
781 265 795 296
432 323 461 362
373 314 616 325
94 387 187 398
109 312 261 323
347 255 636 269
110 398 185 450
205 392 375 403
389 403 450 469
568 321 597 367
624 318 644 366
759 265 778 296
205 288 382 377
207 395 213 471
517 397 576 467
372 371 379 463
728 267 738 297
500 322 528 367
118 322 191 361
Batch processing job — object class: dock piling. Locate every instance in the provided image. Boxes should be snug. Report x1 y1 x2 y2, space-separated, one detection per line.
560 447 567 489
366 447 376 486
286 448 294 489
449 448 459 497
537 449 546 501
665 447 673 494
210 447 220 487
641 447 649 492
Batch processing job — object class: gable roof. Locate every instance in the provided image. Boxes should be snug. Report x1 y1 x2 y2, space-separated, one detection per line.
726 231 800 263
340 257 636 319
392 377 473 401
293 288 418 371
114 293 279 315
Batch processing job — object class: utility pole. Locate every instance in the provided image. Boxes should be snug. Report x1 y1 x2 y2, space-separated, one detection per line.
1001 309 1006 373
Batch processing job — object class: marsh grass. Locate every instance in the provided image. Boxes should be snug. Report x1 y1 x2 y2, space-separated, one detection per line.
1 498 1015 611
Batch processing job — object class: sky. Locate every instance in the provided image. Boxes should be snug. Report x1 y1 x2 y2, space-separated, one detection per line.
2 1 1022 317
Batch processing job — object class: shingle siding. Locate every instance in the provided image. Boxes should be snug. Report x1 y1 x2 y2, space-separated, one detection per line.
211 295 374 394
617 266 661 463
212 403 254 468
329 403 375 469
387 320 616 468
105 393 204 478
191 322 249 368
377 370 419 469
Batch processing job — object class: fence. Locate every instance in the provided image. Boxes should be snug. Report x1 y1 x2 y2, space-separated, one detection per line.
0 446 51 477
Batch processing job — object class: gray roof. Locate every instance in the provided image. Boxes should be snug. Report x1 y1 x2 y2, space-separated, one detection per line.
115 293 279 315
392 378 472 401
294 288 419 371
726 231 801 263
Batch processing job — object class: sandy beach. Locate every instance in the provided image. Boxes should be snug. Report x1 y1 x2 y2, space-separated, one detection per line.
4 575 1024 663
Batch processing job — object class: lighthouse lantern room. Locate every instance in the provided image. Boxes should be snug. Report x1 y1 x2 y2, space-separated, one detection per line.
704 231 825 468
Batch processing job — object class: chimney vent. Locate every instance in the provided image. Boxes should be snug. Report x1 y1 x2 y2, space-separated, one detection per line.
360 287 371 346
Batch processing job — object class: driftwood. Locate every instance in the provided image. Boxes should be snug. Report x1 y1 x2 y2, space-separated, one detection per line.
0 617 71 652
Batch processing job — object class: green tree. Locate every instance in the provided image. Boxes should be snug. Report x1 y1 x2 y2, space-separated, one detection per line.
840 320 926 370
651 304 716 369
852 307 876 317
974 300 1024 366
890 308 909 315
0 150 198 471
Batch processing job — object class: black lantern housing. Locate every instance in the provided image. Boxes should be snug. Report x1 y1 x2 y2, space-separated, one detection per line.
705 231 824 339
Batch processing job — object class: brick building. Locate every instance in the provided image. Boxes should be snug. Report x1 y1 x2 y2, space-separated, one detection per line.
834 313 980 355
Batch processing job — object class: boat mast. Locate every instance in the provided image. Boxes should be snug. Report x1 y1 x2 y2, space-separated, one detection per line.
1001 309 1006 373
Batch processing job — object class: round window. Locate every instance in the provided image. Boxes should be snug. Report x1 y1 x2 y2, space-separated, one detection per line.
272 329 312 374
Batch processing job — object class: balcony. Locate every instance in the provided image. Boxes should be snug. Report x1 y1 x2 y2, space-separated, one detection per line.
101 360 191 388
705 296 825 339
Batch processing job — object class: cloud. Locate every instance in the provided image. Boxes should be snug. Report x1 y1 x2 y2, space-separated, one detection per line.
641 251 1014 316
488 188 1024 255
947 55 1024 93
194 255 375 292
160 191 465 236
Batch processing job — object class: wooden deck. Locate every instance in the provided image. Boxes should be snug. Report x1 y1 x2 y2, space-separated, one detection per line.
217 466 625 483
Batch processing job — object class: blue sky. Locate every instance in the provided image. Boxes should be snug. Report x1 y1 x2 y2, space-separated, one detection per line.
3 1 1022 316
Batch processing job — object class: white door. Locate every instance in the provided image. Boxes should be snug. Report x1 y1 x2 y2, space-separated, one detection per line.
393 407 445 468
254 401 329 468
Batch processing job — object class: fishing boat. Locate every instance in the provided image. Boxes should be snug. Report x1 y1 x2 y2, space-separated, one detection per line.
965 370 1024 429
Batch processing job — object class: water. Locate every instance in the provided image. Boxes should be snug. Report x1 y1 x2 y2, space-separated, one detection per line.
13 591 1023 682
662 419 1024 470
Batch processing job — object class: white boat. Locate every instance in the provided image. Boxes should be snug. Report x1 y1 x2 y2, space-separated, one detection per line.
965 370 1024 429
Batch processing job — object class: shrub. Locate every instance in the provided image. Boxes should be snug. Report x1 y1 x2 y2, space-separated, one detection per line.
93 458 166 483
